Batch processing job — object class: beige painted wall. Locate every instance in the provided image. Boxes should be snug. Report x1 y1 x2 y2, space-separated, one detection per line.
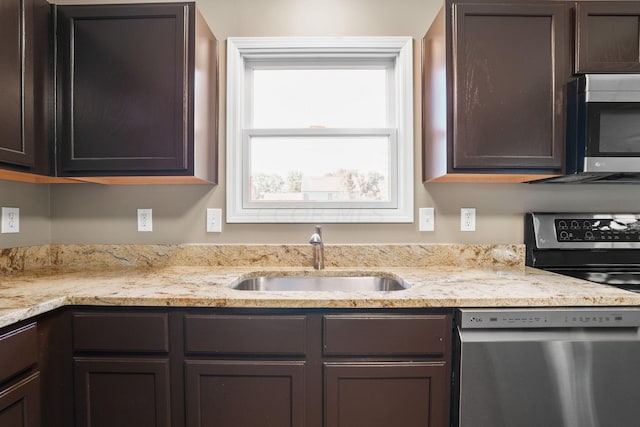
3 0 640 247
0 181 51 248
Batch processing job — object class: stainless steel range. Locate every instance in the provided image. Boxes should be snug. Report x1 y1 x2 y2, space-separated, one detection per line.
525 212 640 292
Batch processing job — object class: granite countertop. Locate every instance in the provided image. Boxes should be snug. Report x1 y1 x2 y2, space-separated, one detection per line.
1 263 639 329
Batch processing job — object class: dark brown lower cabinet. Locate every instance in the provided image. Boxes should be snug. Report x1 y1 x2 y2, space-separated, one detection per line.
184 360 306 427
37 308 452 427
0 373 40 427
325 362 449 427
74 358 171 427
0 322 40 427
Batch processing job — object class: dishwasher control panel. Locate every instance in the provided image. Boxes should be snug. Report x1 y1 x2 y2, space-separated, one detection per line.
458 308 640 328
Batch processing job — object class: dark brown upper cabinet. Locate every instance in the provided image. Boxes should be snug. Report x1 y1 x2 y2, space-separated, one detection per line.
423 1 571 182
0 0 53 182
576 1 640 73
56 2 218 184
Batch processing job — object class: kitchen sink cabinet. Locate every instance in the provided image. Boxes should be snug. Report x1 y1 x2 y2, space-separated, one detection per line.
56 2 218 184
0 0 52 180
184 361 306 427
0 323 40 427
575 1 640 73
183 314 308 427
183 310 452 427
423 1 571 182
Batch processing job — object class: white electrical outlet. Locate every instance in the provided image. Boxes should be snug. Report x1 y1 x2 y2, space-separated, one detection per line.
460 208 476 232
137 209 153 232
419 208 435 232
1 207 19 234
206 208 222 233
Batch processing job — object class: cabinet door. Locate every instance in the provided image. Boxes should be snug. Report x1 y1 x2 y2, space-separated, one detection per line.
56 3 192 176
324 362 449 427
74 358 171 427
0 373 40 427
576 2 640 73
185 360 306 427
453 3 569 171
0 0 35 168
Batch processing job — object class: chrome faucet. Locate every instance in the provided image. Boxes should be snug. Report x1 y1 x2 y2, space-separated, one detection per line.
309 225 325 270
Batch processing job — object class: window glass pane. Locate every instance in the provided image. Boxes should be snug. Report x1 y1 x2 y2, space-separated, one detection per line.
249 136 390 203
252 69 387 128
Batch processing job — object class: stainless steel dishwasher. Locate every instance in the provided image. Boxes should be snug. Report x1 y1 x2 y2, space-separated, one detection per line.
454 308 640 427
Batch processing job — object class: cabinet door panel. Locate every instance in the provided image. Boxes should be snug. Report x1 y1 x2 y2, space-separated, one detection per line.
0 0 35 167
453 3 568 170
577 2 640 72
56 4 191 175
0 373 40 427
0 323 37 384
74 358 171 427
325 362 449 427
185 360 305 427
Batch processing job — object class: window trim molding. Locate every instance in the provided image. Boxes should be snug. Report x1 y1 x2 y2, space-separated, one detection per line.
226 36 414 223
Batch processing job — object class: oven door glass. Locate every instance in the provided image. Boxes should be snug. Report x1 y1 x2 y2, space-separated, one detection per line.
587 103 640 155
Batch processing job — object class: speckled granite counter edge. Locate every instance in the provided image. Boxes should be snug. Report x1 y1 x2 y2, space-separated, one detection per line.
0 243 524 274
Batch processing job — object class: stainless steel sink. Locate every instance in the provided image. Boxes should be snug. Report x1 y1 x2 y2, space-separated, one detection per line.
230 275 409 292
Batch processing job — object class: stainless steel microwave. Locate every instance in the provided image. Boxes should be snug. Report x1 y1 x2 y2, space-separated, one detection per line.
535 74 640 183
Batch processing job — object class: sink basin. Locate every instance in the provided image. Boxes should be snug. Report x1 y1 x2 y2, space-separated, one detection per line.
230 275 409 292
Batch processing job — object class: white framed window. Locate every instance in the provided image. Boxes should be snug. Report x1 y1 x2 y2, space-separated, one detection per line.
226 37 413 223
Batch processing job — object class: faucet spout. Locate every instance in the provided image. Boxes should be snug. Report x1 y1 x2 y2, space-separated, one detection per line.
309 225 324 270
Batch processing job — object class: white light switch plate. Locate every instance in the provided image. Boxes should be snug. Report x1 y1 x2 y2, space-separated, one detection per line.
137 209 153 232
419 208 435 231
207 208 222 233
1 207 19 233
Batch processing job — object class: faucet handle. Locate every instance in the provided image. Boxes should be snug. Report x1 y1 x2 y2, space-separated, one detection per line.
309 233 322 245
309 225 323 245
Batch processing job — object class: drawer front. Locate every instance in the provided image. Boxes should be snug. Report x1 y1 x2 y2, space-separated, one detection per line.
73 312 169 353
184 315 307 356
0 323 37 383
323 315 449 356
